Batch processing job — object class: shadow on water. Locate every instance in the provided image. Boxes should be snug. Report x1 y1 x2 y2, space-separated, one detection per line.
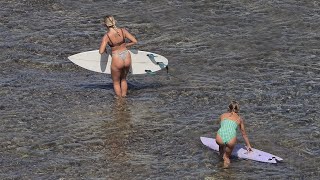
76 83 114 90
76 82 164 90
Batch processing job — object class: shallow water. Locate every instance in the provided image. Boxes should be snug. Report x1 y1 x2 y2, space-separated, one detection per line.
1 0 320 179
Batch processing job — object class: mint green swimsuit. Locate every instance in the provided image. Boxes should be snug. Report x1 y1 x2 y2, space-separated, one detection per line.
217 119 238 144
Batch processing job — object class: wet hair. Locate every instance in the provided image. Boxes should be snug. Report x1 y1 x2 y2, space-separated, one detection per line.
228 101 240 113
104 15 116 28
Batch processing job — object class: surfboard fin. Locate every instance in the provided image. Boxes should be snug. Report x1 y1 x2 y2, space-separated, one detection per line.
145 70 156 75
156 62 169 74
147 54 157 58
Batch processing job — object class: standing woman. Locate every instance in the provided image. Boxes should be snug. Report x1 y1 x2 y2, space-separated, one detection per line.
99 15 137 97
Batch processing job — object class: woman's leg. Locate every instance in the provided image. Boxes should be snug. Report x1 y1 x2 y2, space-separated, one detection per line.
215 134 225 159
111 55 126 97
120 68 128 97
111 66 122 97
119 52 131 97
224 137 237 168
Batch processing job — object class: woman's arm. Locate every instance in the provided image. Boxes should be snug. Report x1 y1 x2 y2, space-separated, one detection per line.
239 118 252 151
216 115 222 125
99 34 109 54
123 28 137 47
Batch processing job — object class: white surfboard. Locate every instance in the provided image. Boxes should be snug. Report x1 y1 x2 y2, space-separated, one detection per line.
200 137 283 163
68 49 168 75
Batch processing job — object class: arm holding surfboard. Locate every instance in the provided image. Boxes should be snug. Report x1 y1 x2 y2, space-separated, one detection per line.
202 101 282 165
68 16 168 97
239 118 252 152
99 19 137 55
99 34 110 54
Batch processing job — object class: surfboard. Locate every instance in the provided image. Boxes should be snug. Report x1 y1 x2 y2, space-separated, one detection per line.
68 49 168 75
200 137 283 163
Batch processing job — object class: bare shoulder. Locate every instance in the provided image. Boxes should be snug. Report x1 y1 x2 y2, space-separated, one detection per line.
220 112 229 119
122 28 129 33
102 33 109 40
122 28 131 36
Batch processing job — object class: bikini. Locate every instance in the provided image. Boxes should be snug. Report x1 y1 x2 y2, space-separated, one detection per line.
107 28 129 60
217 118 238 144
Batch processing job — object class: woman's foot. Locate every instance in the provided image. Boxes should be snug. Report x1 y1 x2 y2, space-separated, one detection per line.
223 154 230 168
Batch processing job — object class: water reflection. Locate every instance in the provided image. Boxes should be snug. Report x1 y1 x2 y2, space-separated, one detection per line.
103 98 132 162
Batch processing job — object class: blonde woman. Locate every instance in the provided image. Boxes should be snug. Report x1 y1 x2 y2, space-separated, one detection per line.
216 101 252 168
99 15 137 97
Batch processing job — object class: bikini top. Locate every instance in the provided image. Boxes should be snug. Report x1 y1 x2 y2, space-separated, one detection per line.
107 28 125 47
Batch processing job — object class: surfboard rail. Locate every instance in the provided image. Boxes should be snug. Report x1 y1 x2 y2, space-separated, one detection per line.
200 137 283 163
68 49 169 75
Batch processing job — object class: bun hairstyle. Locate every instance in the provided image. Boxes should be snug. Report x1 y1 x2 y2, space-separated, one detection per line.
104 15 116 28
228 101 240 113
104 15 121 36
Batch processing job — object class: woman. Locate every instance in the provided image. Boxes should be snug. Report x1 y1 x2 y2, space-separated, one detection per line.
99 15 137 97
216 101 252 168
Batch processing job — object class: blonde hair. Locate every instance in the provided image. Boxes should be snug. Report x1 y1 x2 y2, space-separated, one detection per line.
228 101 240 113
104 15 122 36
104 15 116 28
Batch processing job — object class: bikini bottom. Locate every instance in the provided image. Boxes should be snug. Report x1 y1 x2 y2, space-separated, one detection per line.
112 50 129 61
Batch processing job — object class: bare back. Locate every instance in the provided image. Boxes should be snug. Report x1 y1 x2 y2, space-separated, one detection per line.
220 112 241 125
106 28 126 52
99 28 137 55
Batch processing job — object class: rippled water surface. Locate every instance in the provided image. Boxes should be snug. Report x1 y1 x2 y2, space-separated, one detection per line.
1 0 320 179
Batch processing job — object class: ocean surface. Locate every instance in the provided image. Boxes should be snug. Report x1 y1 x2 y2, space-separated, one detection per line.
1 0 320 179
